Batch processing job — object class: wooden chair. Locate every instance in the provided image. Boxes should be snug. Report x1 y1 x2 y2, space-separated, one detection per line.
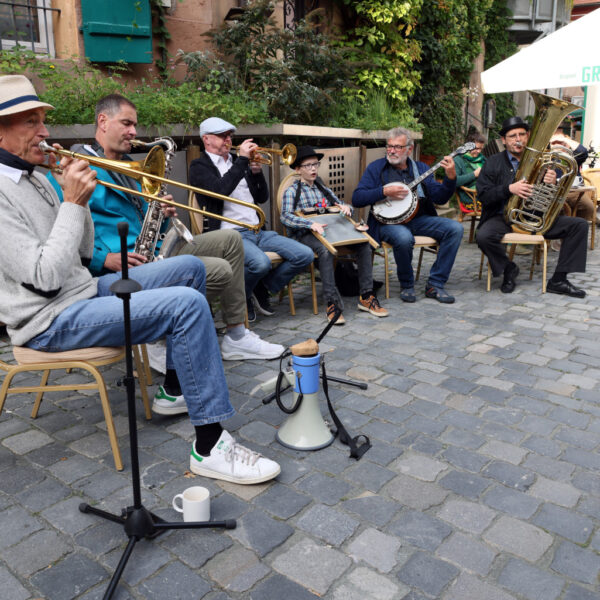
275 174 320 315
0 345 151 471
455 186 481 243
581 169 600 250
478 233 548 292
380 237 440 299
188 190 304 315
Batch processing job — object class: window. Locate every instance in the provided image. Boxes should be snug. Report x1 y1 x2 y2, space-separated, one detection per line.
0 0 57 56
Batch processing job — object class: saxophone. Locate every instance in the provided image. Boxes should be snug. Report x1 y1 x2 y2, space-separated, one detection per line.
131 137 194 260
504 91 580 235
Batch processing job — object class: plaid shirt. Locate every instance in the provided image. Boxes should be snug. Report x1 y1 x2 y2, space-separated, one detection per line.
281 179 340 236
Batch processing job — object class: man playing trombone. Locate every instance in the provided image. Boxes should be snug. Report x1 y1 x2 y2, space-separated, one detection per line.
189 117 314 322
47 94 284 383
0 75 280 485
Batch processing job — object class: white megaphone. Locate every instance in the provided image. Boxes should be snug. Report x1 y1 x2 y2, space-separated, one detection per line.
254 338 334 451
255 310 371 459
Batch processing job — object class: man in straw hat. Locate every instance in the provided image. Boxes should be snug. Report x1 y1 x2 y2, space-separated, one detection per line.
0 75 280 484
281 145 389 324
477 115 588 296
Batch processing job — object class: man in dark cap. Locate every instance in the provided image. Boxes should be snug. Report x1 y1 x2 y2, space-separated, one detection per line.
476 116 588 296
281 146 389 324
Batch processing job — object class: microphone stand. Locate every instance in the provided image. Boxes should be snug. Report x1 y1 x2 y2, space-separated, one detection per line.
79 222 235 600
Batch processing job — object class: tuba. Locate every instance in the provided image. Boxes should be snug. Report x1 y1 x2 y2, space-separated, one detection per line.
504 91 580 235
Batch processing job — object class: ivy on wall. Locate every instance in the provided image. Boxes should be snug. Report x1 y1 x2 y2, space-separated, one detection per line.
334 0 422 121
482 0 518 136
409 0 492 155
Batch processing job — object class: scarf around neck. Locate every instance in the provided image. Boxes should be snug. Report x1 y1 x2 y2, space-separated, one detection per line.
0 147 35 174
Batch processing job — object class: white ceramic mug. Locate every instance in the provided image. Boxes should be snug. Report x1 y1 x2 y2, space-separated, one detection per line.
172 486 210 522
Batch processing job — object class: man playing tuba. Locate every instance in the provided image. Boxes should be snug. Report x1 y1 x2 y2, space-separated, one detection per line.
476 115 588 297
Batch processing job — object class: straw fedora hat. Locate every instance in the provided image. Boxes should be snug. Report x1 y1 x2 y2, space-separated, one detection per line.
0 74 53 117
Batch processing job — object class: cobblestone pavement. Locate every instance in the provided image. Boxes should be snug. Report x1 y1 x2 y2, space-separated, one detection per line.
1 225 600 600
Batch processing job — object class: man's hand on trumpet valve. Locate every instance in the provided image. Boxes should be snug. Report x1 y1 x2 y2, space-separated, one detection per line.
236 138 258 159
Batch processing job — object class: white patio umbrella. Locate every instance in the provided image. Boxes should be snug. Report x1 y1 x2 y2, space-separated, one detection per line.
481 8 600 94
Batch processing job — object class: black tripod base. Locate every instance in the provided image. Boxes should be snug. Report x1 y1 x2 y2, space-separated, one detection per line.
321 374 368 390
79 503 236 599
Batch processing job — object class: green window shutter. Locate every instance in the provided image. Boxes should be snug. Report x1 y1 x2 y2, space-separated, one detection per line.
81 0 152 63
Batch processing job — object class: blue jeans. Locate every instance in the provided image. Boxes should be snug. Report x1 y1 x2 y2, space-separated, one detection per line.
238 228 314 297
25 255 233 426
379 215 463 288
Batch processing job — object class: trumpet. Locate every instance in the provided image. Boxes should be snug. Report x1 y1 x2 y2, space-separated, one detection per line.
229 143 297 166
39 141 265 231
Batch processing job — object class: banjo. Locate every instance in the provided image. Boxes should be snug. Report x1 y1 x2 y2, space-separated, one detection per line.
372 142 476 225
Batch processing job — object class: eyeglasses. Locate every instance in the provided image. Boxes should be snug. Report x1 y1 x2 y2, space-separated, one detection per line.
386 144 410 152
213 132 233 140
300 161 320 170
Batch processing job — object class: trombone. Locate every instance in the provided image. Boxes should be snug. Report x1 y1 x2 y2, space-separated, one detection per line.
39 141 266 231
229 143 297 166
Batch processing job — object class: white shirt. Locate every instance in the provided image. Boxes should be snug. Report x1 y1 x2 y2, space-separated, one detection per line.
206 151 259 229
0 162 24 183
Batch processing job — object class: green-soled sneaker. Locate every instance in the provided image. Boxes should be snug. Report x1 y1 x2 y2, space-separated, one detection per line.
152 385 187 415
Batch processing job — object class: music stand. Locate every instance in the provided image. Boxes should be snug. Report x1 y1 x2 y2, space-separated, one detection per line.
79 222 235 600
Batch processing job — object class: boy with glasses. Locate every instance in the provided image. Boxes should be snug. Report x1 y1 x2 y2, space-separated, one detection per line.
353 127 463 303
281 146 388 324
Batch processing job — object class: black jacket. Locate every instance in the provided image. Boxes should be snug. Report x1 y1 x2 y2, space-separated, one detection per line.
189 152 269 233
476 150 517 227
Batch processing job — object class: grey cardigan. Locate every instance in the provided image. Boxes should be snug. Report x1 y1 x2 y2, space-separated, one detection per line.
0 168 97 346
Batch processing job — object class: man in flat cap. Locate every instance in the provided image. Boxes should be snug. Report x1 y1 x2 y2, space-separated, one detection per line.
477 115 588 296
0 75 280 484
190 117 314 322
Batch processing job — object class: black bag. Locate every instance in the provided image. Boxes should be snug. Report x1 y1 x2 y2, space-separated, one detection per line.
334 260 384 297
334 260 360 296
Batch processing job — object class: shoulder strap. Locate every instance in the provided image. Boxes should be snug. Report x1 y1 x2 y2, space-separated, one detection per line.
293 179 303 212
314 177 337 205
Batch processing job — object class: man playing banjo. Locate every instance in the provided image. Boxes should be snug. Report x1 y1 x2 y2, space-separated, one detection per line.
352 127 463 304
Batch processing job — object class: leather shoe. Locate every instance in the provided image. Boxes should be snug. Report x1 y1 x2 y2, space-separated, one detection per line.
547 279 586 298
501 262 519 293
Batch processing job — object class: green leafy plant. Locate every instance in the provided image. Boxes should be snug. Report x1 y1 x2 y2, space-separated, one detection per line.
0 46 270 127
334 0 422 116
180 0 354 125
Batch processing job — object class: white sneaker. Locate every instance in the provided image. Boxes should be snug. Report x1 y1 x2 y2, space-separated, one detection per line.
221 329 284 360
146 340 167 374
190 430 280 484
152 385 187 415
